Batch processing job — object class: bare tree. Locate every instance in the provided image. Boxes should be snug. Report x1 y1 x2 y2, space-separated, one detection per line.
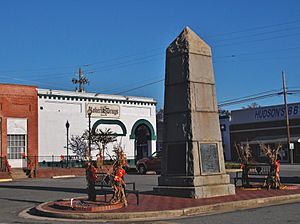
234 142 253 165
259 143 282 189
96 129 117 159
82 128 117 159
69 135 88 160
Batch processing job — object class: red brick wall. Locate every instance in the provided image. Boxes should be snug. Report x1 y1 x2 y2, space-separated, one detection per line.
0 84 38 163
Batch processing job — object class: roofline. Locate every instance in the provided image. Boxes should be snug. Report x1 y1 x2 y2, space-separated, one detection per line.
231 102 300 113
37 88 157 105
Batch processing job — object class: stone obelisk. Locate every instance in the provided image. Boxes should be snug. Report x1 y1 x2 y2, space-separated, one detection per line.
154 27 235 198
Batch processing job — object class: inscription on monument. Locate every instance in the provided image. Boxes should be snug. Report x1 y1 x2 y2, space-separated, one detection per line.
200 143 220 174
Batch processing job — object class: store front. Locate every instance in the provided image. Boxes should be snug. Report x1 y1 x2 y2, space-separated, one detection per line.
229 103 300 164
38 89 157 166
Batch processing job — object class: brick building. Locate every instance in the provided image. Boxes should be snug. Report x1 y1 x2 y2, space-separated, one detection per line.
0 84 38 168
0 83 157 168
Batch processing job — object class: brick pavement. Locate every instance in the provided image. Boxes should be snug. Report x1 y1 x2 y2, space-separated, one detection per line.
41 186 300 214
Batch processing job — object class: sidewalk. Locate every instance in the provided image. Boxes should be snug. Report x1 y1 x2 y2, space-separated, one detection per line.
25 186 300 222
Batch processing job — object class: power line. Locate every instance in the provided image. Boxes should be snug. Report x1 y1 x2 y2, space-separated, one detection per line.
211 25 300 43
91 54 163 73
2 19 300 94
0 74 67 89
115 79 164 95
218 89 300 107
87 47 164 66
100 75 164 93
218 92 282 107
213 46 300 60
218 89 282 104
205 19 300 39
214 31 300 48
2 21 300 76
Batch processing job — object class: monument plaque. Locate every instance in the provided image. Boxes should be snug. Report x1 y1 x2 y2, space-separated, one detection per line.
154 27 235 198
200 143 220 174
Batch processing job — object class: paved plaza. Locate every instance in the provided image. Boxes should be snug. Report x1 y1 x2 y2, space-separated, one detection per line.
0 165 299 223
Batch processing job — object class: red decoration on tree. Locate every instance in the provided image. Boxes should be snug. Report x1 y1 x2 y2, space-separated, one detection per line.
109 144 128 207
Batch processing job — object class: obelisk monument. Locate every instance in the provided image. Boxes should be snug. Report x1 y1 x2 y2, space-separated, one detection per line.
154 27 235 198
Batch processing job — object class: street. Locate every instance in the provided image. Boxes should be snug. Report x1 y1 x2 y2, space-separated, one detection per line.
0 165 298 223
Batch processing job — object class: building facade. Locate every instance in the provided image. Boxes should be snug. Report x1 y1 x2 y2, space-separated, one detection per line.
38 89 157 165
0 83 157 168
229 103 300 163
219 115 232 161
0 84 38 168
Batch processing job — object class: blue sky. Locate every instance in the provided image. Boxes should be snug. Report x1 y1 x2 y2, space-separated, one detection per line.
1 1 300 110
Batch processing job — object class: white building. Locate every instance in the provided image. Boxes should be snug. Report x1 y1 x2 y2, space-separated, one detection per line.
38 89 157 166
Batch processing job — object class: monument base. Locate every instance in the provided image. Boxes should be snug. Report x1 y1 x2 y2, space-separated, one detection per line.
154 174 235 198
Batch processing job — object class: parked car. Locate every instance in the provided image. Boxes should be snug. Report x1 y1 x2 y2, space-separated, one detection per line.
136 151 162 174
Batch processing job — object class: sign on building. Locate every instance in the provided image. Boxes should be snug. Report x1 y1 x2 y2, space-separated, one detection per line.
86 103 120 118
231 103 300 124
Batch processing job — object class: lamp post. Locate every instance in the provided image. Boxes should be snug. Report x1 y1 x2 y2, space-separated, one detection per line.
87 107 92 161
65 120 70 168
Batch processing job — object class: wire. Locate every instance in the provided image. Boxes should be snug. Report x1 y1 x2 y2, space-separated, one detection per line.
87 47 165 66
1 19 299 74
91 57 164 75
214 32 300 48
218 92 283 107
205 19 300 39
219 89 282 104
91 54 163 73
115 79 164 95
217 89 300 107
0 74 67 89
211 25 300 43
213 46 300 61
100 75 164 93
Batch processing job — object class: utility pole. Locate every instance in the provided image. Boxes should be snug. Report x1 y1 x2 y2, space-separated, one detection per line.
72 68 89 92
282 71 293 164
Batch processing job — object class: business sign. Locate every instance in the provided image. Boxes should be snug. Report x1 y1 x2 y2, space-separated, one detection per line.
231 103 300 124
86 103 120 118
254 105 299 120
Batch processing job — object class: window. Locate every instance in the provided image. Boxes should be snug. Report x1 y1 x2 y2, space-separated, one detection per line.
7 135 26 159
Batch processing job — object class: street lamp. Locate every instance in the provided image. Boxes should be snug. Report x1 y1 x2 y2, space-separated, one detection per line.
87 107 92 161
65 120 70 168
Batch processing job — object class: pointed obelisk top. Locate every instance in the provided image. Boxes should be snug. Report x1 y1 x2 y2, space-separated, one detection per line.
167 26 211 56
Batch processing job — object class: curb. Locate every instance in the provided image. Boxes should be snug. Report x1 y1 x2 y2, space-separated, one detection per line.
0 178 12 182
21 193 300 222
52 175 76 179
182 193 300 216
226 169 242 173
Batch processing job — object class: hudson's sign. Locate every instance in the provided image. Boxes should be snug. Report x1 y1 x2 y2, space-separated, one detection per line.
255 105 299 120
231 103 300 124
86 104 120 118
